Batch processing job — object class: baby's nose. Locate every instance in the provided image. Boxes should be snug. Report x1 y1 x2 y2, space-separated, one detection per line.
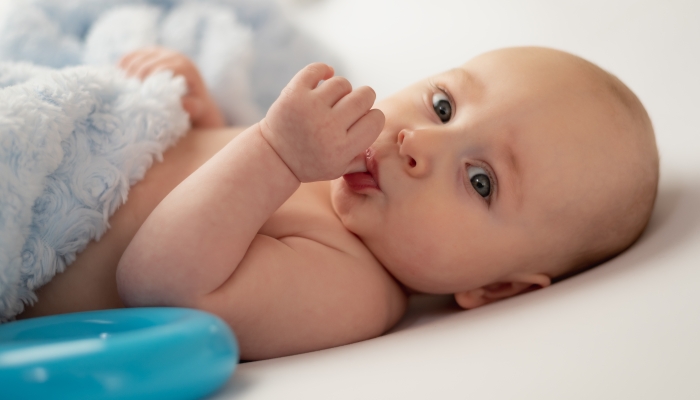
397 131 416 167
397 129 430 176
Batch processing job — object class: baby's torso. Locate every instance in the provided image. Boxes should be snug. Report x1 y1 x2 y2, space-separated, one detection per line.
18 127 396 319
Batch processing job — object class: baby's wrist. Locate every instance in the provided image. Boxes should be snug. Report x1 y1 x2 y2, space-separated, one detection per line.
254 120 302 185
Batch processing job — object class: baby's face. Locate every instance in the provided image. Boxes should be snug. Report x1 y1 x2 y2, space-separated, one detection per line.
331 48 626 295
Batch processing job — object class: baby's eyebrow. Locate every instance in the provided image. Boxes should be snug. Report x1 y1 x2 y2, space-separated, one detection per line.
443 68 482 103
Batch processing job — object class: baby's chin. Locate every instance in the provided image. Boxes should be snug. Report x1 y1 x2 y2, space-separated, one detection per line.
329 178 357 230
330 177 371 231
329 177 382 243
328 178 382 226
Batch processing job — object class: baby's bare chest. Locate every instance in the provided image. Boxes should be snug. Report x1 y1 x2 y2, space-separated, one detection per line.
261 181 376 261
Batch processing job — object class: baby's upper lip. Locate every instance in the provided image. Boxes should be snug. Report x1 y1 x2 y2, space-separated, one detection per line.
365 147 380 189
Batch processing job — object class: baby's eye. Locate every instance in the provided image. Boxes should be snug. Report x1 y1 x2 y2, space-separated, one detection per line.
467 166 491 198
432 92 452 123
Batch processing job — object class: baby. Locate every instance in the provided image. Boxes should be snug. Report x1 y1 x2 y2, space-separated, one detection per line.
17 46 658 361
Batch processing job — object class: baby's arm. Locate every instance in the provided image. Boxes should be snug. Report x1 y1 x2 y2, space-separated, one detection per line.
117 63 384 308
119 48 226 128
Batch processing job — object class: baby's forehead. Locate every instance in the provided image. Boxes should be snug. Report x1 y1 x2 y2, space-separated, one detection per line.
430 67 481 94
455 50 604 95
436 67 474 83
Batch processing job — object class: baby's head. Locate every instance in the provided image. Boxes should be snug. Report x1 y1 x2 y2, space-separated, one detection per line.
331 47 658 308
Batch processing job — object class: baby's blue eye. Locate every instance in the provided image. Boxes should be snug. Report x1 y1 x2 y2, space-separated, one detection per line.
468 166 491 198
432 92 452 123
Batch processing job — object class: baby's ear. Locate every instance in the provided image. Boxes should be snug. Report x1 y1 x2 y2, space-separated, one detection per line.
454 273 551 309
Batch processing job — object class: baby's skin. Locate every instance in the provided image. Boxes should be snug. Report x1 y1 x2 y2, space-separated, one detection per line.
17 47 657 361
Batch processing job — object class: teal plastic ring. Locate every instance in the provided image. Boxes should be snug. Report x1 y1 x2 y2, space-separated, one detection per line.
0 308 238 400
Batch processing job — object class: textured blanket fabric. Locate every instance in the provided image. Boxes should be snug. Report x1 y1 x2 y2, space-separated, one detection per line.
0 0 338 125
0 63 189 321
0 0 336 320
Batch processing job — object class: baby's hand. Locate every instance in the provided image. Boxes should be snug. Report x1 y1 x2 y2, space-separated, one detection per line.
260 63 384 182
118 47 225 128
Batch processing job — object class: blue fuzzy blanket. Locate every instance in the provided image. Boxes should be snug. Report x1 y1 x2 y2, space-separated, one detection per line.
0 0 337 125
0 0 336 320
0 63 189 321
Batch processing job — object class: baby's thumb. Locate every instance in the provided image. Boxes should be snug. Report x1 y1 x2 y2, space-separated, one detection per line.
342 152 368 175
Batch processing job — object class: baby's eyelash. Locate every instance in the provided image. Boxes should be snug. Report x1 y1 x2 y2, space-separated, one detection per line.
430 83 455 107
466 162 497 205
428 82 456 124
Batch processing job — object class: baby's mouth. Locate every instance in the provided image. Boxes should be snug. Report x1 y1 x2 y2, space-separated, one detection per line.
342 148 380 192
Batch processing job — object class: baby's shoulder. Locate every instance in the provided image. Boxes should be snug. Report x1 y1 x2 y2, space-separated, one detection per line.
259 181 373 259
200 199 407 358
226 182 407 340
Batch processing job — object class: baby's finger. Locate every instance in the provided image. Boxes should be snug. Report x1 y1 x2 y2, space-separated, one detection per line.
290 63 335 90
343 153 369 175
123 51 159 77
118 49 148 69
134 54 176 80
119 47 161 68
332 86 377 129
345 108 385 156
315 76 352 107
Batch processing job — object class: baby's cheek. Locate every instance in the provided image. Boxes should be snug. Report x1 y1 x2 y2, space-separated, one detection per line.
329 181 350 216
329 179 371 231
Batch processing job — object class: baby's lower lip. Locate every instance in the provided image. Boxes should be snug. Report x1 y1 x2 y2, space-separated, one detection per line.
343 172 380 192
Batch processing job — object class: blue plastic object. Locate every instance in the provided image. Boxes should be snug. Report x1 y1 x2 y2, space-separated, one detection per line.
0 308 238 400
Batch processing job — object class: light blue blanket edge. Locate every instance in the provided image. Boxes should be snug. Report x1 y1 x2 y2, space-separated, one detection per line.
0 62 189 321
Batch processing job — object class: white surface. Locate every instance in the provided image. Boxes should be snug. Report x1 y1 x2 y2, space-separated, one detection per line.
212 1 700 399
